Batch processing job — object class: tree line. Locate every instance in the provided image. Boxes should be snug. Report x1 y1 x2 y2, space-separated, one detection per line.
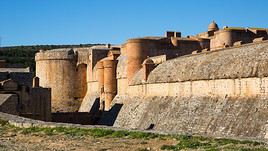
0 44 101 71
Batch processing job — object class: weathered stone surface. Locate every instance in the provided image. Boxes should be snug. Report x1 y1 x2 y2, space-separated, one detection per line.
113 95 268 140
35 46 110 112
0 94 18 115
132 41 268 84
79 93 99 112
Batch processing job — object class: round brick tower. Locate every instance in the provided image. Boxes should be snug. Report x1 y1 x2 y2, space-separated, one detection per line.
97 61 104 110
210 29 234 49
35 49 77 112
103 59 117 111
125 38 152 83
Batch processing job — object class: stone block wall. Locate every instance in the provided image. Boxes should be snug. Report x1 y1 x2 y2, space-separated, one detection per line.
108 41 268 140
127 77 268 97
0 94 18 115
210 27 268 50
112 95 268 141
35 46 111 113
36 50 77 112
29 88 51 121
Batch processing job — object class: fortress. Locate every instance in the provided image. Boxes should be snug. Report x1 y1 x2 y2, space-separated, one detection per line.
21 21 268 140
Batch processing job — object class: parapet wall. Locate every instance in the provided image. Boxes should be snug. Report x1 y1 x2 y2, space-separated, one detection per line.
142 41 268 84
210 27 268 50
127 77 268 97
35 49 76 61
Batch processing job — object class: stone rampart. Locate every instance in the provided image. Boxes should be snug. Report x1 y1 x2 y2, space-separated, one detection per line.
112 95 268 141
134 41 268 84
128 77 268 97
111 41 268 141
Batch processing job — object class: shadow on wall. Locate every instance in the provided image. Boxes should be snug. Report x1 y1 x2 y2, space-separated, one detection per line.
51 112 100 125
97 103 123 126
51 98 102 125
89 98 101 115
51 98 123 126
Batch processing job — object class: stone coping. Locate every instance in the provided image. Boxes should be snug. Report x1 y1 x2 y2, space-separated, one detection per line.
35 50 76 61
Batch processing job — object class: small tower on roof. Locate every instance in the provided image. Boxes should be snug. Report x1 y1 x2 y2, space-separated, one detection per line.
208 21 219 32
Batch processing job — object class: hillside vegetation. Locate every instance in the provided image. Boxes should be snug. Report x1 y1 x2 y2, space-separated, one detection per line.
0 44 99 71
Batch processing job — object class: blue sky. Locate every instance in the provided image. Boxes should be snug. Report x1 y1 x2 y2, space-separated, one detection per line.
0 0 267 46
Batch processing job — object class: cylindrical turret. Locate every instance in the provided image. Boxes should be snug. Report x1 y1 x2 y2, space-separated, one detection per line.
103 59 117 111
219 30 233 47
97 61 104 110
35 49 77 112
125 39 150 83
211 29 234 50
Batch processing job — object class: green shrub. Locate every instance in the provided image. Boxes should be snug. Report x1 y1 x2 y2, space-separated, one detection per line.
161 144 177 150
110 130 129 137
0 119 8 126
89 128 114 137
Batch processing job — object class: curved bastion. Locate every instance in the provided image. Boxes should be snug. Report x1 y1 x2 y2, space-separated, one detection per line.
131 41 268 85
35 46 111 113
111 41 268 141
35 49 78 112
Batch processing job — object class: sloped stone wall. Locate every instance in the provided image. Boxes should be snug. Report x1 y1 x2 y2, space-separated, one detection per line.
131 41 268 85
110 41 268 140
113 95 268 140
0 94 18 115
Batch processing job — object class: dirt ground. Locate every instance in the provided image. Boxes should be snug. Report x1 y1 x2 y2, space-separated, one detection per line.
0 131 176 151
1 120 268 151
